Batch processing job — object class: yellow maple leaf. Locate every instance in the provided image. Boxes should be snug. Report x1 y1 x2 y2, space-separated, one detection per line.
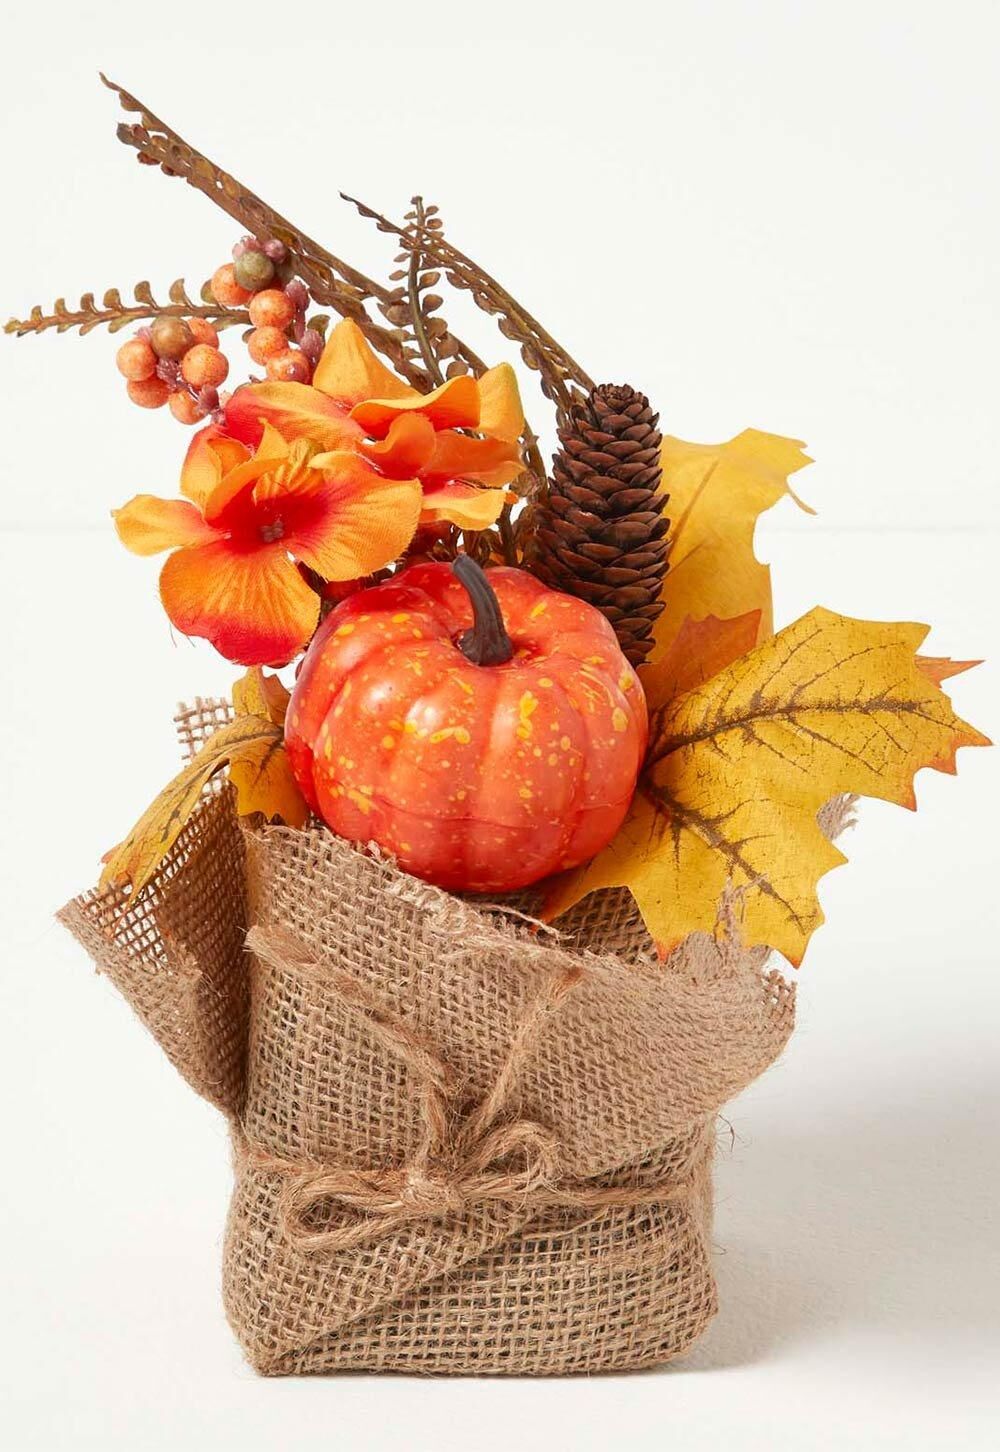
651 429 813 660
101 715 288 894
228 669 308 828
545 608 989 966
231 665 291 726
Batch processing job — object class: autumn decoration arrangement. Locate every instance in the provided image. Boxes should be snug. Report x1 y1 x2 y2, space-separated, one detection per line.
13 77 987 1376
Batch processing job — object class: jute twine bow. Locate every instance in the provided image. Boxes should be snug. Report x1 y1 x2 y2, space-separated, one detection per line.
242 925 696 1255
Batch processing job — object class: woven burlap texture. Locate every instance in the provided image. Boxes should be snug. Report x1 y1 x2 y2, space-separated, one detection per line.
58 698 813 1376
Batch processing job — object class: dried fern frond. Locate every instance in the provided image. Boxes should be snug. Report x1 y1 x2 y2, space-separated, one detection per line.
5 278 248 338
377 199 549 567
375 198 548 485
341 191 595 414
380 197 487 386
101 75 442 390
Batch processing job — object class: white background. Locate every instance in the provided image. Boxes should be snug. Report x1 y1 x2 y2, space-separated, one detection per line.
1 2 998 1448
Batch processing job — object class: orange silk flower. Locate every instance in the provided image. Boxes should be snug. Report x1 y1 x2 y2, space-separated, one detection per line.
113 423 423 666
223 318 525 530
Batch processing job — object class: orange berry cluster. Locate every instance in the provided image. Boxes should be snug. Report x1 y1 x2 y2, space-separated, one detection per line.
116 314 230 424
116 236 324 425
210 235 322 384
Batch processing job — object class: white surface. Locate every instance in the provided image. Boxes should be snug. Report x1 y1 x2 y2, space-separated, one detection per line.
1 3 999 1449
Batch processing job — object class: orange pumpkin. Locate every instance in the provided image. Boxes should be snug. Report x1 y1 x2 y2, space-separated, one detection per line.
285 558 647 892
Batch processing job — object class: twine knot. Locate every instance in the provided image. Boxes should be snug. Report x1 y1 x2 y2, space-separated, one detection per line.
250 1115 566 1254
241 925 697 1256
400 1167 457 1214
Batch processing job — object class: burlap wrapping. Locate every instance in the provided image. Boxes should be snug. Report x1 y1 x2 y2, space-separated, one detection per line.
58 699 834 1376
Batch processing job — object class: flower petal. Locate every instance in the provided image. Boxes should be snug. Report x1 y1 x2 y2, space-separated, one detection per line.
113 495 221 556
311 318 415 406
419 482 510 530
422 430 524 488
223 381 362 452
255 420 295 462
203 424 295 526
284 453 424 581
350 373 481 439
159 540 320 667
180 426 250 509
476 362 525 441
359 413 437 478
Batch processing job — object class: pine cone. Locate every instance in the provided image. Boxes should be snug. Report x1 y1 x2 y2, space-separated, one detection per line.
532 384 668 666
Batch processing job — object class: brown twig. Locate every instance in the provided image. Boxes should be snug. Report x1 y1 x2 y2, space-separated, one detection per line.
498 505 518 566
521 425 548 497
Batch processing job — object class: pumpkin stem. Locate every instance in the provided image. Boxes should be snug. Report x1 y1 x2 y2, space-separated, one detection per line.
452 555 515 667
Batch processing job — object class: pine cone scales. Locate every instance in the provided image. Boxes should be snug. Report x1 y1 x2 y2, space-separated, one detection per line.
533 384 669 666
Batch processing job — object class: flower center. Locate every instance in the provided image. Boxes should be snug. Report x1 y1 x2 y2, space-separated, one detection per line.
259 518 285 544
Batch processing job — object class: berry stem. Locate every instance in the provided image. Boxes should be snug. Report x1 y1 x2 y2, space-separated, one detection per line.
452 555 514 667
